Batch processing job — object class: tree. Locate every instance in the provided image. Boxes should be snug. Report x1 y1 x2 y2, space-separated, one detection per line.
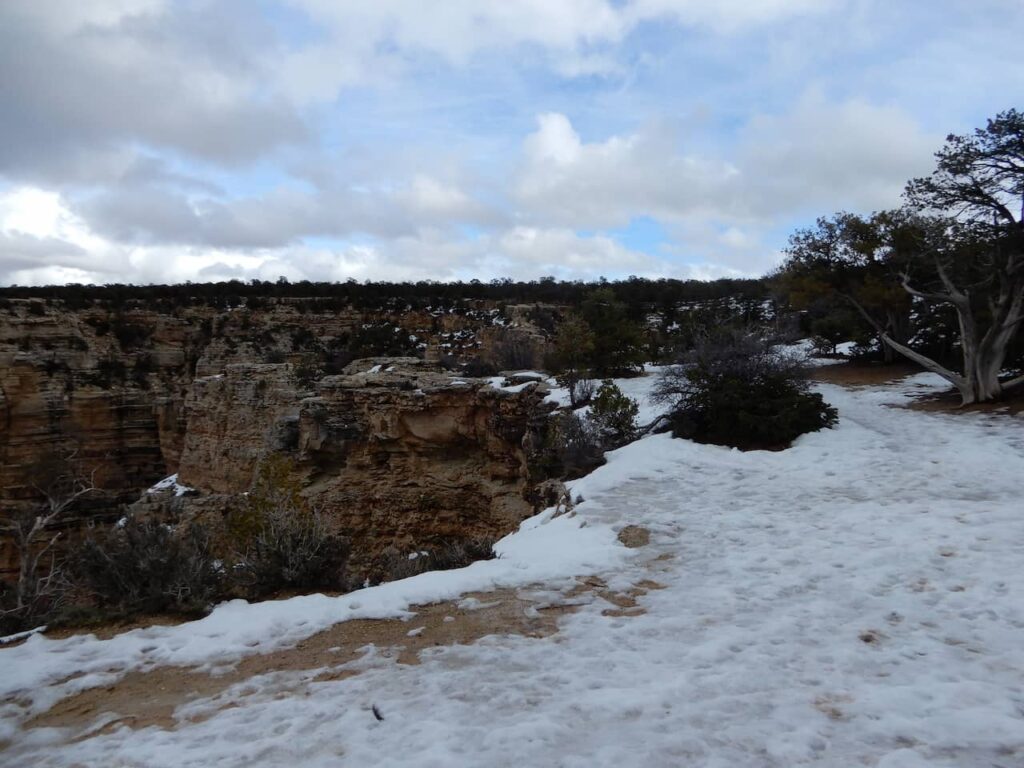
781 211 915 364
0 452 96 629
578 288 646 375
782 110 1024 404
896 109 1024 403
551 315 596 406
588 380 639 448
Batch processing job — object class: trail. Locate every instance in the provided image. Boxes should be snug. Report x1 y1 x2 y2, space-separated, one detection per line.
3 373 1023 767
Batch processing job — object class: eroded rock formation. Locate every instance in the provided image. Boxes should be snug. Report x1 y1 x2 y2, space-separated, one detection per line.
1 297 556 579
154 358 553 579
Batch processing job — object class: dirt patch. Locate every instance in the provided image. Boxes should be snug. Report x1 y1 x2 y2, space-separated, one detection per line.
24 572 667 738
810 362 921 387
617 525 651 548
43 613 191 642
26 588 577 735
904 386 1024 415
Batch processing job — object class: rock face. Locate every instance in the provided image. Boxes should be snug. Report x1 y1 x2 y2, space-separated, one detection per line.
0 298 556 579
169 358 553 578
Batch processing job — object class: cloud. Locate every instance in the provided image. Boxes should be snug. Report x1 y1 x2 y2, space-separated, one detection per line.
515 96 936 227
72 170 501 250
0 186 697 285
516 113 737 229
0 0 305 182
1 1 1020 287
737 92 938 216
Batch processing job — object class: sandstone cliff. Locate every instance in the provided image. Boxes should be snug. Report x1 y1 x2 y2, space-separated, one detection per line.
146 358 553 580
1 297 556 578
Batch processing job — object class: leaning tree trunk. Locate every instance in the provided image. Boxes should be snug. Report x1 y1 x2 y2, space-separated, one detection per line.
880 292 1023 405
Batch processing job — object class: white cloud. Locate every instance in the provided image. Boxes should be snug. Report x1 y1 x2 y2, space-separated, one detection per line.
516 96 936 229
737 92 938 215
275 0 834 105
0 186 697 285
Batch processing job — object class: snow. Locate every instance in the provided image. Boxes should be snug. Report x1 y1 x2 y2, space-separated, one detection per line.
486 376 536 394
146 474 195 497
0 625 47 646
4 369 1024 766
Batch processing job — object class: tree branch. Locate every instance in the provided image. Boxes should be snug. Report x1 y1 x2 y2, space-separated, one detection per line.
878 332 966 389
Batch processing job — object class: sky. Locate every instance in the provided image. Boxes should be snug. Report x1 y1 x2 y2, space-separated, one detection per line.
1 0 1022 286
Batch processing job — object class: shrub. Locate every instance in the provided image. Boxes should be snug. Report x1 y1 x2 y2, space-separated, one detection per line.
376 538 496 584
71 519 223 617
293 355 321 387
229 457 349 597
588 380 639 448
236 505 349 597
653 330 837 449
555 373 595 408
546 411 605 478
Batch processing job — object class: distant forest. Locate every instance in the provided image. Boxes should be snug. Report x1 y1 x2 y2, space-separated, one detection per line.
0 276 768 313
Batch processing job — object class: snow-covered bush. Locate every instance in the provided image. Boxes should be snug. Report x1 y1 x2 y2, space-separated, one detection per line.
653 330 837 449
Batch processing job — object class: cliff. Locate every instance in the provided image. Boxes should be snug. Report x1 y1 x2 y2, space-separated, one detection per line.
0 298 555 578
140 358 553 579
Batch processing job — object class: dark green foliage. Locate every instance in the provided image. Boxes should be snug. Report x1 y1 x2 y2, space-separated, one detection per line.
810 310 864 355
588 380 639 447
293 355 321 387
654 331 837 450
347 324 418 358
111 319 152 350
71 519 223 617
579 288 646 375
0 277 768 315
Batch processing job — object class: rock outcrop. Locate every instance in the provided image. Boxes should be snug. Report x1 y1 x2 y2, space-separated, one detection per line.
1 297 556 579
160 358 553 579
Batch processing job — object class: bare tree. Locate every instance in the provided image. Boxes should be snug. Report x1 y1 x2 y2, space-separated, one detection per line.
0 451 96 627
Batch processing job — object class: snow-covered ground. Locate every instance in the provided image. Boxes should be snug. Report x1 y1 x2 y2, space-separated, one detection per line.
3 371 1024 767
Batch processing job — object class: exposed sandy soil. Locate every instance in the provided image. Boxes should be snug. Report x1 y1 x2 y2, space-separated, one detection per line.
24 574 659 738
905 385 1024 415
809 361 922 387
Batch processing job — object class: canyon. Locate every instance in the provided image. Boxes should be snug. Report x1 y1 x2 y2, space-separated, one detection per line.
0 298 555 579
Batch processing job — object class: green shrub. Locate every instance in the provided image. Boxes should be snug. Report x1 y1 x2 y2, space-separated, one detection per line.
229 457 349 597
654 330 837 449
588 380 639 447
545 411 606 479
